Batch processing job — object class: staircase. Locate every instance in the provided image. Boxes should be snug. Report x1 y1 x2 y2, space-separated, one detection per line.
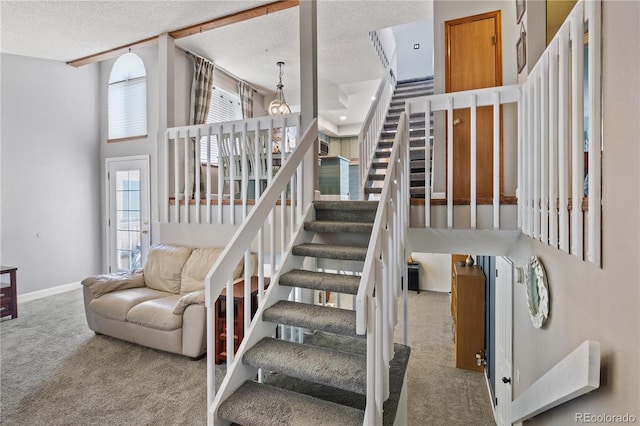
365 76 434 200
216 200 409 425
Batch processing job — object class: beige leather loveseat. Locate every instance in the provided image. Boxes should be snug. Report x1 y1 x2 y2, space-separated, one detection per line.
81 244 252 359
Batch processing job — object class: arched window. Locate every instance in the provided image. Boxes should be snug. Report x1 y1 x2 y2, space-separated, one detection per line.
108 53 147 141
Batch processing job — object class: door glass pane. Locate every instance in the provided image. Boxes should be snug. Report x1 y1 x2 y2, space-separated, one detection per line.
115 170 142 271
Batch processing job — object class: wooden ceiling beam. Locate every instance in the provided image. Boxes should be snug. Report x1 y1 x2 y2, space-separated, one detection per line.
169 0 299 39
67 0 299 67
67 36 159 68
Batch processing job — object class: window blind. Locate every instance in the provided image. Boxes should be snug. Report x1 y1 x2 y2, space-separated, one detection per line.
200 86 242 164
108 77 147 140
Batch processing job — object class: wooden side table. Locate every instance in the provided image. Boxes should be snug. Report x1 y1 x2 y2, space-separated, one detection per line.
1 266 18 319
214 276 270 364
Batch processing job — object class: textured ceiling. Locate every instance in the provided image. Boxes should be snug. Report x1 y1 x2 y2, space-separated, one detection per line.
0 0 432 135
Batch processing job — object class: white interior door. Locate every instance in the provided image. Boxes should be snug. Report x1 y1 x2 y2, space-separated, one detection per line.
106 156 150 273
495 256 514 425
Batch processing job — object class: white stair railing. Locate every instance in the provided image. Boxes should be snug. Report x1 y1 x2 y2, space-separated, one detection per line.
163 113 301 225
359 70 395 196
201 119 317 425
357 111 409 425
406 85 520 229
519 0 601 266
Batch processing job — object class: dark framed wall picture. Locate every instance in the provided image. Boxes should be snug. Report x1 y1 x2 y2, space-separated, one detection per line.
516 0 526 24
517 30 527 73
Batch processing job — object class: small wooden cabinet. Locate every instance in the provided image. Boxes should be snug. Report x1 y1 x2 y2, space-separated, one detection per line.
214 277 270 364
0 266 18 320
451 262 485 371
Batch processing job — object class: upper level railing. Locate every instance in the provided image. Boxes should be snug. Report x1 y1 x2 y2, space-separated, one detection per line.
519 0 601 266
369 30 390 70
406 85 520 229
163 114 301 225
357 111 410 424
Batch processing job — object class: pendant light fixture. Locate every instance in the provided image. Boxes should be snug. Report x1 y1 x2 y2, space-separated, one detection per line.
268 61 291 115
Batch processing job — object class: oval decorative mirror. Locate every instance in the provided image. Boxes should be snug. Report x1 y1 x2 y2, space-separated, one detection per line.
525 256 549 328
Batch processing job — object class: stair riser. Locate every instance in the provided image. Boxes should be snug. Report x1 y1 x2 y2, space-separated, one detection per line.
393 86 434 93
292 245 367 262
381 129 426 139
392 91 434 101
262 301 358 337
305 221 373 234
378 137 432 148
315 209 376 223
383 121 429 131
311 233 371 250
375 150 426 160
279 269 360 295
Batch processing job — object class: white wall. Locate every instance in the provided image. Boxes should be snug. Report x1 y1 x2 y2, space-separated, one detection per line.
0 53 101 295
518 0 547 83
409 252 451 292
392 20 434 81
508 2 640 423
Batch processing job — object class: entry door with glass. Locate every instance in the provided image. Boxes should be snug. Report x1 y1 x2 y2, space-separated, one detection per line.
106 156 150 273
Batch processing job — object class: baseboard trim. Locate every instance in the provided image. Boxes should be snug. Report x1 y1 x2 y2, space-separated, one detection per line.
18 282 82 303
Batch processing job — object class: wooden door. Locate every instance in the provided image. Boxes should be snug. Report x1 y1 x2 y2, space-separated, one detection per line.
445 11 502 202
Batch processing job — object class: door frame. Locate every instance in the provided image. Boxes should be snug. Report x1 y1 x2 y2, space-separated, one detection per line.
105 155 151 273
495 256 514 425
444 10 503 93
444 10 504 203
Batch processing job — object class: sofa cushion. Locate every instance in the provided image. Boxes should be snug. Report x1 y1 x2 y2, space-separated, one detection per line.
180 247 246 294
89 287 170 321
126 294 183 331
143 244 193 294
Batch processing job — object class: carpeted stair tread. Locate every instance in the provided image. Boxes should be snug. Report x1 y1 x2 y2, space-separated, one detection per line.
217 380 364 426
303 331 368 356
244 337 367 395
411 172 427 181
314 200 377 223
304 220 373 234
263 371 366 411
279 269 360 294
263 301 358 336
313 200 378 211
261 340 412 426
292 243 367 262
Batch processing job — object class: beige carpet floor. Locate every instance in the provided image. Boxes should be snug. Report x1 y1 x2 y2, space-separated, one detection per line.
396 290 495 425
0 288 494 425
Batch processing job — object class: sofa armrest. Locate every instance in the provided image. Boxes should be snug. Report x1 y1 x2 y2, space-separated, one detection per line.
174 289 205 315
81 269 145 298
173 277 245 314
